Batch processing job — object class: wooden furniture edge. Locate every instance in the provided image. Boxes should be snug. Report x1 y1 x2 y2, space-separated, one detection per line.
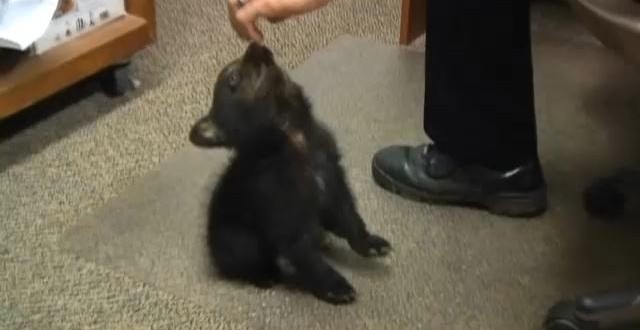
0 15 153 119
127 0 157 41
400 0 426 45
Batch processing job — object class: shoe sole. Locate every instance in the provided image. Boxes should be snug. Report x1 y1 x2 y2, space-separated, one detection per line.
372 162 548 218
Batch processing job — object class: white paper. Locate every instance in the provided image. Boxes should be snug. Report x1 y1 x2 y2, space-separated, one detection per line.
77 0 104 11
0 0 59 50
0 0 10 24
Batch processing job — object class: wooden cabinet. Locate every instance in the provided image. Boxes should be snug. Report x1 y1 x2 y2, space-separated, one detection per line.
0 0 156 119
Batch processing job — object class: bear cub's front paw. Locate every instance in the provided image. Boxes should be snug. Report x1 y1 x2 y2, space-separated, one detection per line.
365 234 391 257
315 275 357 305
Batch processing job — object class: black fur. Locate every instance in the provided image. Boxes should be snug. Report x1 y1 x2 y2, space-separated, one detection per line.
191 43 391 304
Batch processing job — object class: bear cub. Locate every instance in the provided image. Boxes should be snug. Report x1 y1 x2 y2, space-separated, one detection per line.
190 43 391 304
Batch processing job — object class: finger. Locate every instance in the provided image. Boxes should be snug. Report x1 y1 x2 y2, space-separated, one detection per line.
234 1 259 24
267 16 286 23
231 19 262 42
232 13 263 42
235 1 267 42
227 1 247 38
227 0 241 10
246 22 264 43
235 0 280 24
227 5 255 41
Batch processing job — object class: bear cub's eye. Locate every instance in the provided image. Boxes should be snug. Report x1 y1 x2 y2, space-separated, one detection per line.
228 71 241 89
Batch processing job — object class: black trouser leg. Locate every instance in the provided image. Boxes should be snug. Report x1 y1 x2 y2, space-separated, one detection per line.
424 0 539 171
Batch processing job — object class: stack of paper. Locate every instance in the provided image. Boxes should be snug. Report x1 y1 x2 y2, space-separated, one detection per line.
0 0 59 51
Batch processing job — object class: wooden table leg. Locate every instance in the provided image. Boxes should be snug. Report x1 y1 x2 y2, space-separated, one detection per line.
400 0 426 45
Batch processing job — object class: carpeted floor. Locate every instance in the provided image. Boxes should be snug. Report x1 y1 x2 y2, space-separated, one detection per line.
2 1 640 330
0 1 401 329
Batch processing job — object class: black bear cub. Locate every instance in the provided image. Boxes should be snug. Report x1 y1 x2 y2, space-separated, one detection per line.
190 43 391 305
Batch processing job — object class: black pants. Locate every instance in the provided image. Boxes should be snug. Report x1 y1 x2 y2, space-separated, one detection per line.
424 0 539 171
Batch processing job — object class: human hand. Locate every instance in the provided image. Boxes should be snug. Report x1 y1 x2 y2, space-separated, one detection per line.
228 0 332 42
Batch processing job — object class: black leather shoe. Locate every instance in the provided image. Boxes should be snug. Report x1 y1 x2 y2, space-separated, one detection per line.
371 144 548 217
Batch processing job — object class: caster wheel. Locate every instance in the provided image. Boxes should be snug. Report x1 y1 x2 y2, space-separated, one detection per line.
99 61 140 97
544 300 597 330
583 177 626 219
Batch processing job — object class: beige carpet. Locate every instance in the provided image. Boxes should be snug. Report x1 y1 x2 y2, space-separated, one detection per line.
0 1 400 330
2 1 640 330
